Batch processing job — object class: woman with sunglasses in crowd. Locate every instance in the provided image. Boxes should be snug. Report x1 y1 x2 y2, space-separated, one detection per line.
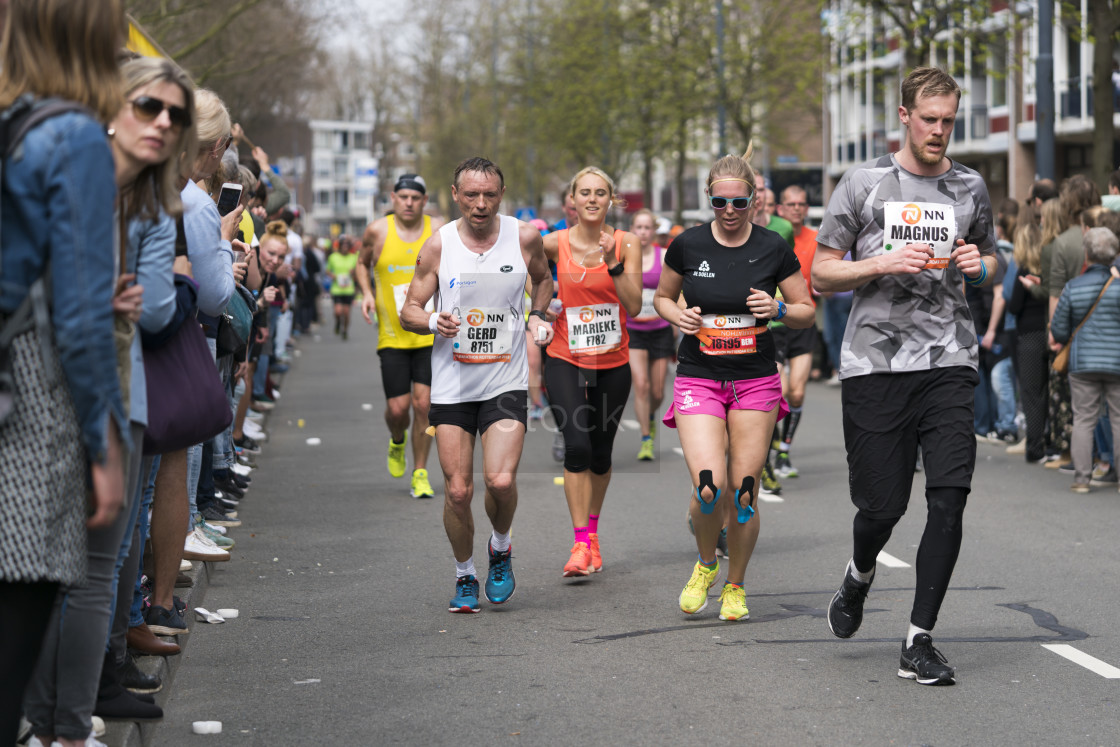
543 167 641 578
22 55 198 741
0 2 128 743
653 147 813 622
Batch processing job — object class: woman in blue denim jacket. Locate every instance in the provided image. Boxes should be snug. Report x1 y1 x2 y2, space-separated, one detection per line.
0 0 127 743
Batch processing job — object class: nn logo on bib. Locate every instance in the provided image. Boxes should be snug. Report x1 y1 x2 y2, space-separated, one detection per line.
695 260 715 278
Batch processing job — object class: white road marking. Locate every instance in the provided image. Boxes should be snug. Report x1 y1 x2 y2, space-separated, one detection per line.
1042 644 1120 678
672 447 684 456
876 551 910 568
757 493 784 504
622 419 640 430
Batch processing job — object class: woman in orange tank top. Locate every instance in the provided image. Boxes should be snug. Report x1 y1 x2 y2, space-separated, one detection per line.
542 167 642 579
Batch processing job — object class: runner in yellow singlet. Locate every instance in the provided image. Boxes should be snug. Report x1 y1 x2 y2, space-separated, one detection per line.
355 174 445 498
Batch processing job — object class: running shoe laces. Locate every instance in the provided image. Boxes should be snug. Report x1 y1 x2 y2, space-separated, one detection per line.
899 633 955 685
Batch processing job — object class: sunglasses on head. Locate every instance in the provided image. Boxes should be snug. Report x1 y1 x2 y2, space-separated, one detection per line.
130 96 191 128
708 195 753 211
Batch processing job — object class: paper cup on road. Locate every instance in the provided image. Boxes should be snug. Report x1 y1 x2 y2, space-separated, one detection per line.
216 608 239 619
306 437 321 446
192 721 223 735
194 607 224 624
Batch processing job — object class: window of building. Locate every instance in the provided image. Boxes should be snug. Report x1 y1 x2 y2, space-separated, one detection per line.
990 35 1008 109
334 189 349 207
315 190 330 207
313 131 332 149
353 131 370 150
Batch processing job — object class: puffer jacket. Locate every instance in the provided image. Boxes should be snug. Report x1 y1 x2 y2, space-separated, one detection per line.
1051 264 1120 376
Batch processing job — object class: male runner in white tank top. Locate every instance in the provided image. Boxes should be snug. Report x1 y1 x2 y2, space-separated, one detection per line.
400 157 554 613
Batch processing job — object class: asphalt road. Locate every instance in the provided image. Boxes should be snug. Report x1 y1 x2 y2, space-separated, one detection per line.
148 316 1120 745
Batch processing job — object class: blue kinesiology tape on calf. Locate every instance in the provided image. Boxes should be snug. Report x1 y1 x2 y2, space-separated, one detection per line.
696 469 720 515
736 476 755 524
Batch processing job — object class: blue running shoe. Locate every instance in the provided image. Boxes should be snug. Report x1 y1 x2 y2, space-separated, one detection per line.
449 575 481 613
484 542 515 604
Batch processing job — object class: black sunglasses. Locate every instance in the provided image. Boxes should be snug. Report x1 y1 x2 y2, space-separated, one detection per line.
708 195 753 211
130 96 191 128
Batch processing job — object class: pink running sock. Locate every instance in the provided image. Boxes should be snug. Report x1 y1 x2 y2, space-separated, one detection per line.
574 526 590 547
588 514 600 534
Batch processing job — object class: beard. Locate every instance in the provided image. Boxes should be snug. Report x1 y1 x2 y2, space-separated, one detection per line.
908 135 947 166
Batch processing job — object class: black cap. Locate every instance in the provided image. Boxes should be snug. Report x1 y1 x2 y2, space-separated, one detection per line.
394 174 427 195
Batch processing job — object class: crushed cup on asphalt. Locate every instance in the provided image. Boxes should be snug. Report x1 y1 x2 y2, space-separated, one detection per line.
194 607 225 624
216 608 239 619
192 721 222 734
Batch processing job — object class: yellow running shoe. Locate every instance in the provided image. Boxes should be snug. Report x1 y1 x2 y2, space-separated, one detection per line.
637 438 655 461
718 582 749 621
387 433 407 478
410 468 434 499
679 559 719 614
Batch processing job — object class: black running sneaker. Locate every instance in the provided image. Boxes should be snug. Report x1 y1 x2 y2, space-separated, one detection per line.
898 633 956 685
827 563 875 638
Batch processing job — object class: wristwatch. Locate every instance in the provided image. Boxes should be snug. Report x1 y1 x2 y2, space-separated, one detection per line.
775 300 787 320
528 309 547 321
607 261 625 276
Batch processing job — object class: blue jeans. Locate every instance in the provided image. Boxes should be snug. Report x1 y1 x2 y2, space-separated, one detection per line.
1095 410 1114 464
254 304 282 399
823 295 852 371
991 357 1018 434
130 456 160 627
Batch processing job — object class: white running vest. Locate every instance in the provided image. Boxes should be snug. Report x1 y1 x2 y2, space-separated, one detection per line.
431 215 528 404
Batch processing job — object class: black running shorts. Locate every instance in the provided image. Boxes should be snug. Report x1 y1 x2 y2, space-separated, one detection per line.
428 390 528 436
627 326 676 360
841 366 978 519
772 323 817 364
378 346 432 399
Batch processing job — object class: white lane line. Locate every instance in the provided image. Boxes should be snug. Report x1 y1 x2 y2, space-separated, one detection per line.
757 493 784 504
672 447 684 456
876 551 911 568
622 419 640 430
1042 644 1120 678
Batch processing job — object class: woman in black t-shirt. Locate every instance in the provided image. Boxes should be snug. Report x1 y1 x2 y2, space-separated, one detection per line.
653 148 814 622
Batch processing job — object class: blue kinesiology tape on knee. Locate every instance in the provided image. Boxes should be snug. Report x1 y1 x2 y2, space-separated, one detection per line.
696 469 720 514
736 476 755 524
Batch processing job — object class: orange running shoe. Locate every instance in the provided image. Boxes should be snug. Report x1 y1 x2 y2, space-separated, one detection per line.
563 542 592 577
588 533 603 572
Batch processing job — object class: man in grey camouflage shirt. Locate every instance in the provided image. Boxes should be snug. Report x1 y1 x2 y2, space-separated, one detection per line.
812 67 997 686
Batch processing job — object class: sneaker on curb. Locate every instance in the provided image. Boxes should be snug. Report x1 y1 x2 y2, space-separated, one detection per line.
145 604 188 636
827 562 874 638
1070 482 1090 494
718 582 749 621
92 715 106 738
588 533 603 572
637 438 655 461
250 397 275 412
179 559 192 572
775 451 798 478
484 542 515 604
183 529 230 562
230 462 253 477
201 505 241 528
243 420 267 441
898 633 956 685
679 559 720 614
562 543 592 577
197 521 234 548
234 434 261 455
388 435 407 478
246 408 264 422
449 575 481 613
199 519 227 536
410 468 435 499
215 490 240 510
1006 439 1026 455
551 432 565 463
1091 465 1117 485
760 461 782 496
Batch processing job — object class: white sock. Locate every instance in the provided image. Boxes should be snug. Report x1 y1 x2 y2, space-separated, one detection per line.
906 623 930 649
455 558 476 578
848 558 874 583
491 530 511 553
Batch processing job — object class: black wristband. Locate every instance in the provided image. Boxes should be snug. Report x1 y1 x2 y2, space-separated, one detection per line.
608 261 625 276
528 309 547 321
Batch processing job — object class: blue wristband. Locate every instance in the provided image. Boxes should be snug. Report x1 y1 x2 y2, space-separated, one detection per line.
965 260 987 286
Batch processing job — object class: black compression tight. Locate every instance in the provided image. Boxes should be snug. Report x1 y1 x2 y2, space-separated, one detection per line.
544 356 632 474
911 486 967 630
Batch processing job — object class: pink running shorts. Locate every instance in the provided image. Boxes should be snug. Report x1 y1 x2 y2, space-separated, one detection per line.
663 373 788 429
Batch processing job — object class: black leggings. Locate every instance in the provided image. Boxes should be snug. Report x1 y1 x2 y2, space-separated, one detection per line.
544 356 632 474
851 486 967 631
0 581 58 745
